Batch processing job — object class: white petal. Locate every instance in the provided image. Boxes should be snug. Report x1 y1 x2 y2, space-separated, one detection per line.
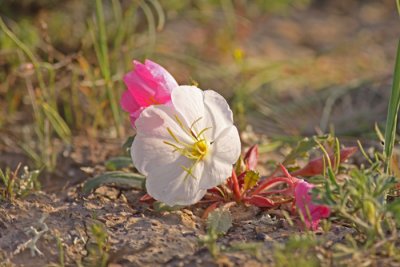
213 125 241 164
146 157 206 206
171 86 206 130
199 125 241 189
203 90 234 139
199 158 232 189
132 105 192 176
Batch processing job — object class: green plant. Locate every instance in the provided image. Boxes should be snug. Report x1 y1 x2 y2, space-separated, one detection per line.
314 139 400 263
0 164 40 201
83 223 110 267
199 208 233 257
82 171 145 195
273 234 320 267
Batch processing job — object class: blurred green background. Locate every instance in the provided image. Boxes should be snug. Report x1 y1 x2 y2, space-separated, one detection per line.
0 0 398 170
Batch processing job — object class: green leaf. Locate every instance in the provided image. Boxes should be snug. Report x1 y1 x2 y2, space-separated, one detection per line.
123 135 135 152
206 208 233 235
82 171 145 195
234 156 246 175
243 170 260 191
258 140 282 154
387 198 400 224
105 157 133 171
283 136 328 165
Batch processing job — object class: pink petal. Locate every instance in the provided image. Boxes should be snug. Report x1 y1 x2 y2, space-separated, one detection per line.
123 71 156 106
295 180 330 230
145 59 178 91
120 90 140 113
120 90 145 126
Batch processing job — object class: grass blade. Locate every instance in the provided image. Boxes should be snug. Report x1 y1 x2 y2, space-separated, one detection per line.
384 39 400 173
94 0 122 136
42 103 71 143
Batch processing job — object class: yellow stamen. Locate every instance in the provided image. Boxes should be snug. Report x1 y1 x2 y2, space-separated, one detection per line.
164 116 212 179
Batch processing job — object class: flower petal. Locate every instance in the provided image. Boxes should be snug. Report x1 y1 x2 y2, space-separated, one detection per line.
132 105 192 175
203 90 234 138
199 126 241 189
199 157 232 189
120 90 140 114
145 59 178 92
171 86 206 130
123 71 156 106
145 156 206 206
212 125 241 164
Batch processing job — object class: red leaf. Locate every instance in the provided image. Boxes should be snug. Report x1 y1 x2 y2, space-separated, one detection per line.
140 193 154 202
244 145 259 170
291 146 357 177
245 195 275 207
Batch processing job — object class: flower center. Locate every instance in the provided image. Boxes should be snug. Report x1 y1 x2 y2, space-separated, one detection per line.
190 139 208 160
163 116 212 179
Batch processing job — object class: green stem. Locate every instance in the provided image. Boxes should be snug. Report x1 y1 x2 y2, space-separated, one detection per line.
384 39 400 173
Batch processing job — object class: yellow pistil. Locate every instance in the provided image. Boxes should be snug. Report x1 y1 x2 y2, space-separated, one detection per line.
191 139 208 159
163 116 212 179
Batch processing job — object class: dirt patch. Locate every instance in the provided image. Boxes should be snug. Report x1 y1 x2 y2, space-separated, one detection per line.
0 183 359 266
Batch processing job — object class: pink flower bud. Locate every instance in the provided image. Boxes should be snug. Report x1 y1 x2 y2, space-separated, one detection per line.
294 180 330 230
120 59 178 127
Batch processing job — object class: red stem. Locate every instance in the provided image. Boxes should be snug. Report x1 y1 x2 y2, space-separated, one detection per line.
251 177 293 196
202 201 221 219
258 187 293 196
230 169 242 202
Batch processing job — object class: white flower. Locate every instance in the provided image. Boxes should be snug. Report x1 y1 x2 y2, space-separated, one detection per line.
131 86 241 206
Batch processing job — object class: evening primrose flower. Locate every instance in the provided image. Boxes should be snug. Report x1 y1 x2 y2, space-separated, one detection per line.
131 86 241 206
120 59 178 126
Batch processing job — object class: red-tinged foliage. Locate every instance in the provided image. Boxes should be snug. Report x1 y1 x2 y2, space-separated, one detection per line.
251 176 294 196
201 201 221 219
230 169 242 201
202 145 356 230
291 146 357 177
244 195 276 207
244 145 259 170
140 193 155 202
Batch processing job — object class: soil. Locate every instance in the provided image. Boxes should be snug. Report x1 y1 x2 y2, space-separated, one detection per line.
0 173 355 267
